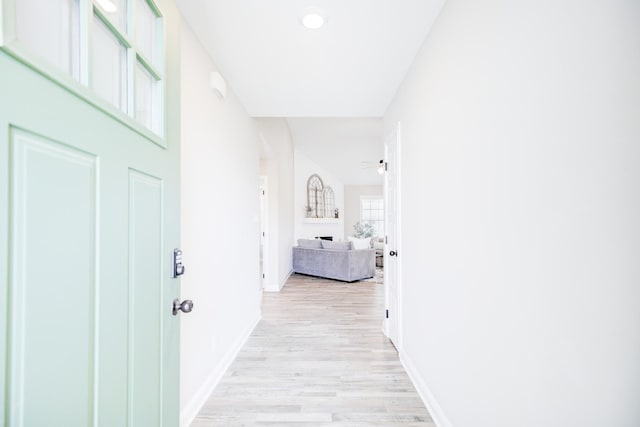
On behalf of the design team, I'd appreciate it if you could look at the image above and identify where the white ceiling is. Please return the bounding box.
[176,1,444,186]
[287,118,384,186]
[175,0,445,117]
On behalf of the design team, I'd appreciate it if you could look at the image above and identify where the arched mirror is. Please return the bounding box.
[306,174,324,218]
[323,186,335,218]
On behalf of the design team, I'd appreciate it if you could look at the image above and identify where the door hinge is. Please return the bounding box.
[262,231,265,237]
[386,309,389,319]
[262,273,265,279]
[384,162,388,171]
[385,235,388,244]
[262,190,265,195]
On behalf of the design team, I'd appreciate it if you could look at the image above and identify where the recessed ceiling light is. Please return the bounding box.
[302,12,325,30]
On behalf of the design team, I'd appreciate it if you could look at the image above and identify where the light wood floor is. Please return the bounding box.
[191,272,434,426]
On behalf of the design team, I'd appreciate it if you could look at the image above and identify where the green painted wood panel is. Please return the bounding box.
[129,170,163,427]
[9,130,97,427]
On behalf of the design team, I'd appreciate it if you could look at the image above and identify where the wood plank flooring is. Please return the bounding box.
[191,272,434,426]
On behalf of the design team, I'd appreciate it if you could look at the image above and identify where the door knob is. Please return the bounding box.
[172,299,194,316]
[389,250,398,257]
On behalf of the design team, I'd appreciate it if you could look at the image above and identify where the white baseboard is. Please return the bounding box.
[180,312,261,427]
[264,269,292,292]
[400,352,453,427]
[279,269,293,290]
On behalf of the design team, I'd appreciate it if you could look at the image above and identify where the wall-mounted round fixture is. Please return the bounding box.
[301,9,326,29]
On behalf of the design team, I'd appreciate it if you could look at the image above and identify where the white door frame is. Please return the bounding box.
[384,121,403,351]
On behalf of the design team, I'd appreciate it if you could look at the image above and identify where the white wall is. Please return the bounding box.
[257,118,295,291]
[179,21,262,426]
[385,1,640,427]
[294,149,345,241]
[344,185,383,238]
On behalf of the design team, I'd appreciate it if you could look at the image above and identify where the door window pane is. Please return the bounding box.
[135,0,160,66]
[16,0,80,78]
[91,15,128,113]
[135,62,161,134]
[94,0,127,32]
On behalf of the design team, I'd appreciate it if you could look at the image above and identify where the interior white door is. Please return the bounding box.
[384,122,401,349]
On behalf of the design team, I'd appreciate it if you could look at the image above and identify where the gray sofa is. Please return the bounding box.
[292,239,376,282]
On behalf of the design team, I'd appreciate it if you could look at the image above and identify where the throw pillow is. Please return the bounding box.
[348,236,371,250]
[321,240,353,250]
[298,238,323,249]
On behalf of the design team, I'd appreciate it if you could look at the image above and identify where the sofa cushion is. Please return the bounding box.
[320,240,352,250]
[348,236,371,250]
[298,238,323,249]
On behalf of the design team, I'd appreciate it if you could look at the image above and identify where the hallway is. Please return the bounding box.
[191,273,433,426]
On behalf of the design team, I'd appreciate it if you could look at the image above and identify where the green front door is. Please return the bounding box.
[0,2,182,425]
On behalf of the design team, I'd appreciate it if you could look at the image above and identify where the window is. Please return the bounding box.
[12,0,165,137]
[97,0,128,31]
[133,0,164,135]
[360,197,384,237]
[92,14,128,113]
[15,0,80,78]
[135,61,161,132]
[135,0,161,67]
